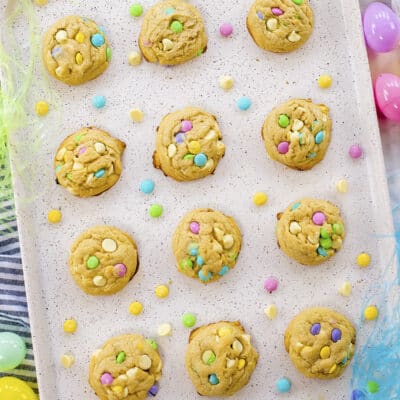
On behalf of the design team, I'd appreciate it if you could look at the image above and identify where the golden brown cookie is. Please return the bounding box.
[54,127,125,197]
[89,334,162,400]
[153,107,225,181]
[185,321,258,396]
[284,307,356,379]
[43,16,111,85]
[262,98,332,170]
[139,0,207,65]
[69,226,138,295]
[276,198,345,265]
[247,0,313,53]
[172,208,241,283]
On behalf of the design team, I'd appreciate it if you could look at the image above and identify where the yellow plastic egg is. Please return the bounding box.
[0,377,38,400]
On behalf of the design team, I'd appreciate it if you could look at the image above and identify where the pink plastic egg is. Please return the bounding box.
[363,2,400,53]
[374,73,400,122]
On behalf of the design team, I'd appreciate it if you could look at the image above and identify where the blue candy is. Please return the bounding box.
[307,152,317,158]
[196,256,204,266]
[276,377,291,393]
[190,248,198,256]
[315,131,325,144]
[317,246,328,257]
[194,153,208,167]
[91,33,105,47]
[92,95,106,109]
[237,96,252,111]
[291,202,301,211]
[218,266,229,276]
[140,179,155,194]
[198,270,211,282]
[55,165,62,172]
[208,374,219,385]
[95,168,106,178]
[165,7,176,15]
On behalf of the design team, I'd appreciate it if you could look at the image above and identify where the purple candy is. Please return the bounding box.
[181,120,193,132]
[349,144,363,159]
[175,132,186,143]
[114,263,127,277]
[271,7,284,16]
[100,372,113,385]
[312,212,326,226]
[78,146,87,156]
[256,11,264,20]
[264,277,278,293]
[148,383,159,396]
[331,328,342,342]
[310,323,321,335]
[51,46,62,58]
[189,221,200,234]
[277,141,289,154]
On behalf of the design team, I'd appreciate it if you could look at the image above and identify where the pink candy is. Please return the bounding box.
[271,7,284,16]
[78,147,87,156]
[277,142,289,154]
[264,277,279,293]
[349,144,363,159]
[219,23,233,37]
[100,373,114,385]
[181,120,193,132]
[114,263,127,277]
[189,221,200,234]
[312,212,326,226]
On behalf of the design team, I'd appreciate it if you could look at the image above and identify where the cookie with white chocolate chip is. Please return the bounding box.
[54,127,125,197]
[89,334,162,400]
[276,198,345,266]
[69,226,138,295]
[284,307,356,379]
[247,0,313,53]
[185,321,259,396]
[153,107,225,181]
[43,15,111,85]
[139,0,207,65]
[172,208,241,283]
[262,98,332,170]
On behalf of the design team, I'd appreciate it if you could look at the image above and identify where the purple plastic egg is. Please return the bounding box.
[363,2,400,53]
[375,73,400,121]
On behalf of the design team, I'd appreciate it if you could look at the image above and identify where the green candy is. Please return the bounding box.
[146,339,158,350]
[149,204,163,218]
[319,237,332,250]
[106,47,112,61]
[367,381,379,394]
[182,312,196,328]
[196,49,203,57]
[292,0,304,4]
[129,3,143,17]
[183,154,195,160]
[332,223,344,235]
[202,350,216,365]
[86,256,99,269]
[66,173,73,181]
[116,351,126,364]
[278,114,290,128]
[74,134,84,143]
[170,20,183,33]
[320,228,330,239]
[180,258,193,270]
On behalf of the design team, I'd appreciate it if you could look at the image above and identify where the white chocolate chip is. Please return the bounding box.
[55,30,68,43]
[126,367,139,378]
[118,374,128,383]
[219,75,234,91]
[213,241,223,253]
[336,179,348,193]
[339,281,352,297]
[162,38,173,51]
[108,164,114,176]
[307,234,319,244]
[264,304,278,320]
[222,234,234,249]
[232,339,243,353]
[93,275,106,287]
[56,147,66,161]
[290,132,300,143]
[94,142,106,154]
[205,130,217,140]
[157,323,172,336]
[91,349,102,358]
[124,387,129,397]
[205,159,214,170]
[168,144,177,158]
[241,334,251,344]
[86,173,94,184]
[128,51,142,66]
[266,18,278,31]
[55,66,64,76]
[226,358,235,368]
[213,227,224,241]
[289,221,301,234]
[102,238,117,252]
[288,31,301,42]
[138,354,152,370]
[72,162,84,170]
[60,354,75,368]
[292,119,304,131]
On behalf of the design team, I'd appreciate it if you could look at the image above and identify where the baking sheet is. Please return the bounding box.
[3,0,396,399]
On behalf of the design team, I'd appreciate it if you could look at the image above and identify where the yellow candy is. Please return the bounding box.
[318,74,332,89]
[188,141,201,154]
[63,319,77,333]
[264,304,277,320]
[0,377,38,400]
[155,285,169,298]
[320,346,331,359]
[238,359,246,370]
[48,209,62,224]
[111,385,123,394]
[217,327,232,337]
[357,253,371,268]
[128,51,142,66]
[253,192,268,206]
[339,281,352,297]
[75,52,83,65]
[129,301,143,315]
[364,305,378,321]
[336,179,348,193]
[61,354,75,368]
[35,100,49,116]
[34,0,48,5]
[219,75,234,91]
[130,108,144,122]
[329,364,337,374]
[75,32,85,43]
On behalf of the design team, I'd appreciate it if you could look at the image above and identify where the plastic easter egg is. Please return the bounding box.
[0,377,38,400]
[0,332,26,371]
[375,73,400,121]
[363,2,400,52]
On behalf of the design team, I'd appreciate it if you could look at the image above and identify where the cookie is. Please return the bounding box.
[139,0,207,65]
[43,16,111,85]
[247,0,313,53]
[69,226,138,295]
[89,334,162,400]
[276,198,345,266]
[153,107,225,181]
[185,321,258,396]
[54,127,125,197]
[262,99,332,170]
[172,209,241,283]
[284,307,356,379]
